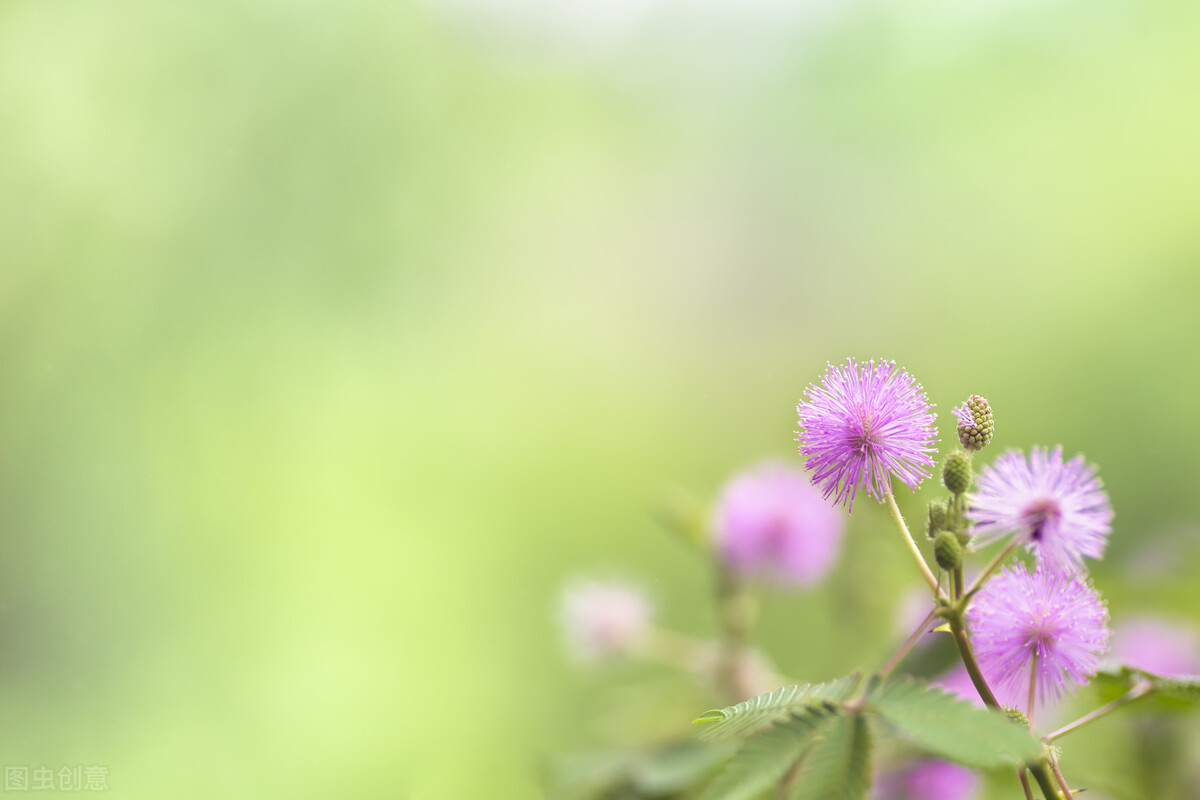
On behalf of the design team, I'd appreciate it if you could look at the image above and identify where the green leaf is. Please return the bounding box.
[789,712,872,800]
[544,741,737,800]
[695,674,863,741]
[698,707,837,800]
[868,677,1041,768]
[1155,676,1200,704]
[1094,666,1200,708]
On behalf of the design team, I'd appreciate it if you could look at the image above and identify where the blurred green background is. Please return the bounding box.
[4,0,1200,797]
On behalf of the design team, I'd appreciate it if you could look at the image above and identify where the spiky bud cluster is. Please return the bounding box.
[956,395,994,451]
[926,499,948,540]
[943,452,973,495]
[1002,706,1030,727]
[933,530,964,571]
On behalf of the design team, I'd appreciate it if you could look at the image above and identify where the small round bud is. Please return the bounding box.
[1002,706,1030,727]
[955,395,994,451]
[942,452,973,495]
[933,530,964,571]
[926,499,948,540]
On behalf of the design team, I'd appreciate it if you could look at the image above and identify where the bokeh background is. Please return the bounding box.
[4,0,1200,797]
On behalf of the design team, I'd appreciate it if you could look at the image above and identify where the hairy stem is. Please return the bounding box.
[949,614,1001,708]
[1044,682,1153,742]
[884,492,943,596]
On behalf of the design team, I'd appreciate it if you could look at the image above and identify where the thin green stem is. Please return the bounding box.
[964,538,1020,599]
[716,566,755,702]
[881,607,939,678]
[884,492,943,597]
[1029,763,1063,799]
[1050,760,1074,799]
[948,615,1000,708]
[1027,652,1039,726]
[1017,769,1035,800]
[1044,683,1153,742]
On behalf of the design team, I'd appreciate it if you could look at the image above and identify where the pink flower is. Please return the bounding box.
[715,463,844,586]
[874,760,980,800]
[968,447,1112,574]
[560,579,652,660]
[1110,617,1200,678]
[796,359,937,513]
[967,564,1109,709]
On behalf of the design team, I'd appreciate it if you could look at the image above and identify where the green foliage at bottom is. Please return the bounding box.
[788,712,871,800]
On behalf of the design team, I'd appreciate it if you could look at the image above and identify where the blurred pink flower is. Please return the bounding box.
[1110,617,1200,677]
[560,579,652,660]
[714,462,844,586]
[874,760,980,800]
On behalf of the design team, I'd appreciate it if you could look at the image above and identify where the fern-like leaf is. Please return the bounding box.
[695,673,863,741]
[789,711,872,800]
[868,677,1041,768]
[698,707,837,800]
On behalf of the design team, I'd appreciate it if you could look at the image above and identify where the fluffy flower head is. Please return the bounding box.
[714,463,844,586]
[560,579,652,661]
[966,563,1109,709]
[968,447,1112,574]
[796,358,938,512]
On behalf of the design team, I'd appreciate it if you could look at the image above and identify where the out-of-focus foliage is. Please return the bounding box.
[4,0,1200,797]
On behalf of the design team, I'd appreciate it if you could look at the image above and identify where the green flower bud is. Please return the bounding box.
[933,529,964,571]
[1002,706,1030,727]
[926,498,948,540]
[956,394,994,451]
[943,451,973,495]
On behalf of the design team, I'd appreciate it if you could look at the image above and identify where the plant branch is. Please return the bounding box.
[881,607,940,678]
[1029,762,1063,799]
[1017,769,1035,800]
[884,492,943,597]
[964,538,1020,599]
[1050,759,1074,799]
[948,614,1001,708]
[1044,682,1154,742]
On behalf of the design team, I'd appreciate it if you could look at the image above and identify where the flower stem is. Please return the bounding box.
[948,613,1001,708]
[1029,763,1063,799]
[1050,760,1074,799]
[964,538,1020,599]
[1017,769,1035,800]
[1044,682,1153,742]
[881,607,939,678]
[884,492,943,597]
[1027,652,1039,726]
[716,565,756,702]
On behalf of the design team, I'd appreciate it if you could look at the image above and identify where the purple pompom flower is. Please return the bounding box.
[967,564,1109,710]
[874,760,980,800]
[714,463,845,586]
[796,358,938,513]
[968,447,1112,574]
